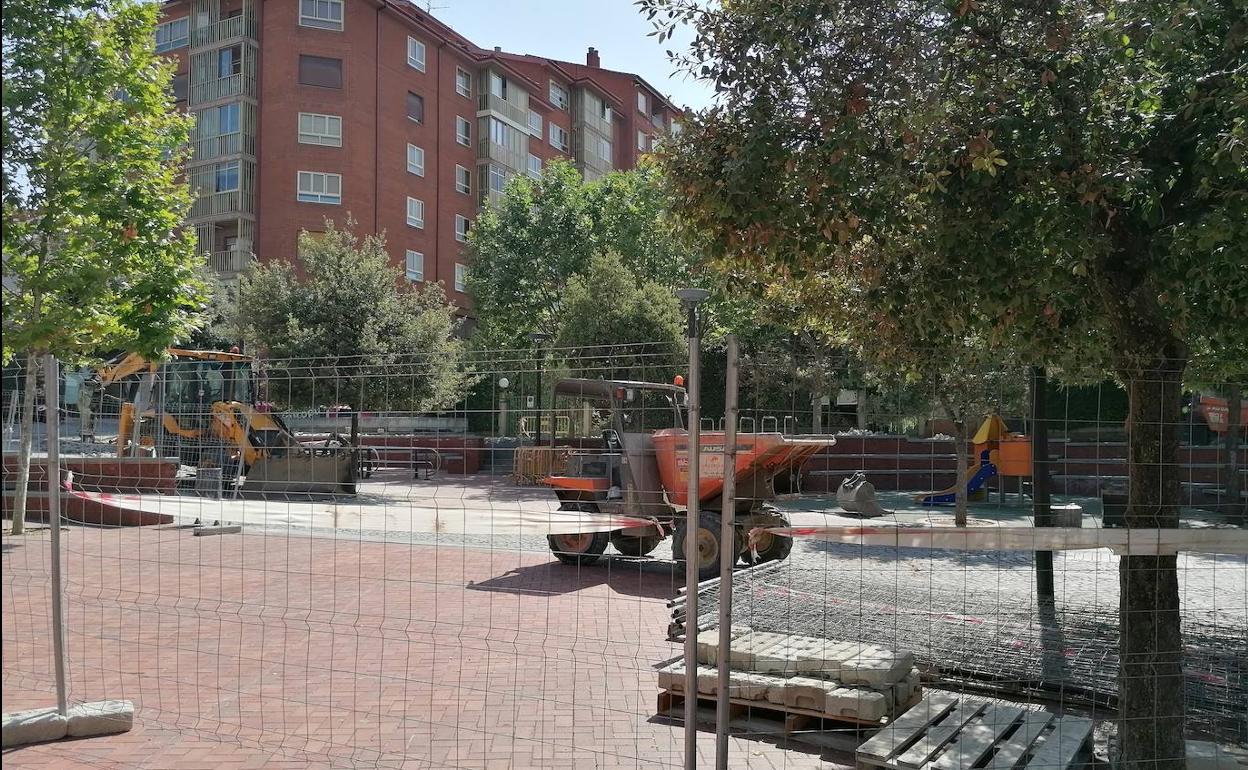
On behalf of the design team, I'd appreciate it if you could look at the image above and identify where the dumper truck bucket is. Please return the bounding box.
[245,449,357,495]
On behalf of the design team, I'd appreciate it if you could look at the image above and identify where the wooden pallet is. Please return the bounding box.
[856,694,1093,770]
[657,688,923,736]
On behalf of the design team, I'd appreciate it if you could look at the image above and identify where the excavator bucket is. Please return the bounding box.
[245,449,357,495]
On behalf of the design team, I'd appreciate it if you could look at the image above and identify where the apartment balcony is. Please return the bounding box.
[477,93,529,129]
[477,139,525,175]
[576,111,612,139]
[191,14,258,48]
[190,189,255,219]
[208,247,254,275]
[190,74,256,105]
[190,130,256,163]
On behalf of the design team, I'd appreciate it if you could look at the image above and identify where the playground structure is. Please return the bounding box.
[915,415,1033,506]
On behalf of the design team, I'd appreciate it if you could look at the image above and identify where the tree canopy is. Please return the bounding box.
[643,0,1246,764]
[236,221,473,412]
[465,159,691,349]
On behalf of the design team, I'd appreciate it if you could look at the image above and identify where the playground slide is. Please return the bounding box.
[916,453,998,506]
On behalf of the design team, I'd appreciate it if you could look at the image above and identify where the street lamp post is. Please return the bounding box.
[527,332,551,447]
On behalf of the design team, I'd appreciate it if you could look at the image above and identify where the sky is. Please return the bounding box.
[426,0,713,111]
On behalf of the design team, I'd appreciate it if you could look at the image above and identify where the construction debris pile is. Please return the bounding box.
[657,626,921,724]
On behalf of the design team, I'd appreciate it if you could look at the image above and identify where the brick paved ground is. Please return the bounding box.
[3,525,849,769]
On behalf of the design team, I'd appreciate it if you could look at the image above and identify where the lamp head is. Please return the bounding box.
[675,288,711,306]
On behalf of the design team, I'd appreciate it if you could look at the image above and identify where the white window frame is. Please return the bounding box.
[407,37,426,72]
[526,153,542,179]
[406,197,425,228]
[155,18,189,53]
[406,143,425,176]
[549,81,568,110]
[405,250,425,282]
[527,110,542,136]
[299,0,343,31]
[455,67,472,98]
[297,171,341,204]
[454,262,468,293]
[214,161,240,193]
[455,165,471,195]
[455,116,471,146]
[549,123,568,152]
[455,214,470,243]
[487,164,506,194]
[637,91,648,114]
[598,137,612,163]
[298,112,342,146]
[637,130,648,152]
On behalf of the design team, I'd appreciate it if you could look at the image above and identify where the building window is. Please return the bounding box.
[637,92,648,114]
[216,103,240,134]
[455,116,471,146]
[155,18,189,53]
[218,45,242,78]
[527,110,542,136]
[299,0,343,30]
[456,67,472,98]
[171,73,188,102]
[597,137,612,163]
[407,197,424,228]
[455,214,470,242]
[454,263,467,293]
[406,91,424,123]
[297,171,341,204]
[407,37,426,71]
[405,250,424,282]
[214,161,240,193]
[637,130,647,151]
[407,143,425,176]
[489,73,508,99]
[526,153,542,179]
[549,81,568,110]
[487,164,506,194]
[298,112,342,146]
[489,117,516,148]
[455,165,471,195]
[549,123,569,152]
[670,120,683,137]
[299,55,342,88]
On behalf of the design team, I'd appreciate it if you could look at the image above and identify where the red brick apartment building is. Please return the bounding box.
[157,0,682,307]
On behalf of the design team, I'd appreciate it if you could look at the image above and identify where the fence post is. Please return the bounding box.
[1032,366,1054,601]
[715,335,739,770]
[44,354,69,716]
[677,288,709,770]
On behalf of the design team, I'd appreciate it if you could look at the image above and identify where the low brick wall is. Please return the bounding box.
[2,454,178,494]
[2,491,173,526]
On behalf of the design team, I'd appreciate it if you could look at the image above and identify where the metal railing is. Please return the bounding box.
[207,248,254,274]
[477,92,529,130]
[190,131,255,162]
[190,74,256,105]
[477,139,525,176]
[190,189,254,219]
[191,14,258,48]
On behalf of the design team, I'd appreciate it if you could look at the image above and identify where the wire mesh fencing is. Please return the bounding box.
[1,343,1245,769]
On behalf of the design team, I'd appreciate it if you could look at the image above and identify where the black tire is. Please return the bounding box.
[739,512,793,566]
[610,529,663,557]
[548,502,610,566]
[673,511,732,582]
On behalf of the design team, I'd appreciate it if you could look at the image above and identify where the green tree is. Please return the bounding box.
[2,0,204,535]
[466,160,691,349]
[644,0,1247,763]
[554,251,685,379]
[237,220,473,412]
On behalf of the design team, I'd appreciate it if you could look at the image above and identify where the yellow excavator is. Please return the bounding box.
[99,348,360,495]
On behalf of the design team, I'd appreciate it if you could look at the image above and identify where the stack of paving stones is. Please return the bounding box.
[656,626,921,723]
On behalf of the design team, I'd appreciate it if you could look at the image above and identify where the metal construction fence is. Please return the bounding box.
[1,339,1245,769]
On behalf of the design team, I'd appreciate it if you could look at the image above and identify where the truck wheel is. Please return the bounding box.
[548,503,609,566]
[673,511,730,582]
[610,530,663,557]
[739,512,793,565]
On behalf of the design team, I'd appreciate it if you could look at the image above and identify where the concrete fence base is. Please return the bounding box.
[1,700,134,748]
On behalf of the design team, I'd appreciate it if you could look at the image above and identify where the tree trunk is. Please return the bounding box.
[10,354,39,535]
[1119,363,1186,770]
[954,419,968,527]
[1224,383,1243,522]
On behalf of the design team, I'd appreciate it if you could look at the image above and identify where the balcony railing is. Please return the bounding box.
[191,14,258,48]
[477,93,529,130]
[190,131,255,162]
[190,189,254,219]
[208,248,254,275]
[190,74,256,105]
[578,111,612,139]
[477,139,525,175]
